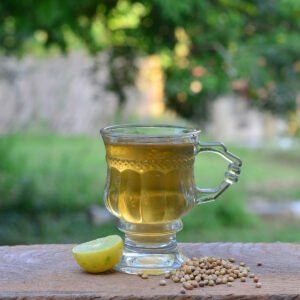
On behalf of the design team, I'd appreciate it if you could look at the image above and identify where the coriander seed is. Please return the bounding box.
[208,280,215,286]
[191,280,198,288]
[159,280,167,286]
[183,282,193,290]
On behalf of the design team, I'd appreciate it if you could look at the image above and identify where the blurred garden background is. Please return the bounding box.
[0,0,300,245]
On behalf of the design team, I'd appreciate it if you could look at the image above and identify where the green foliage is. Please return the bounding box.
[0,134,106,212]
[1,134,300,244]
[0,134,109,244]
[1,0,300,119]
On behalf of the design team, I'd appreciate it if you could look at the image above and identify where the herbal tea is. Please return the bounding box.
[101,125,241,274]
[105,143,196,224]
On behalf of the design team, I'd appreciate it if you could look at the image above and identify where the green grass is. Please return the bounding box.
[2,134,106,210]
[1,134,300,245]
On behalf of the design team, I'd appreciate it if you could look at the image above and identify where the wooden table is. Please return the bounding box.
[0,243,300,299]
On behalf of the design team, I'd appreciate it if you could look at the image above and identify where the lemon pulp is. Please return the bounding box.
[72,235,123,273]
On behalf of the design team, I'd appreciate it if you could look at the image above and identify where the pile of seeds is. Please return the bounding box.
[139,256,263,292]
[168,257,262,290]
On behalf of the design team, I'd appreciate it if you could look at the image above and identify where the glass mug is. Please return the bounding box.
[100,125,242,274]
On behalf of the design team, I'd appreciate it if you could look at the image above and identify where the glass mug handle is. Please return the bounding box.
[195,141,242,203]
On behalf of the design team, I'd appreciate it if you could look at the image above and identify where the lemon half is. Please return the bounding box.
[72,235,123,273]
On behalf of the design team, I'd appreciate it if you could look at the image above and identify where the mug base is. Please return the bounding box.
[115,246,187,275]
[116,220,186,274]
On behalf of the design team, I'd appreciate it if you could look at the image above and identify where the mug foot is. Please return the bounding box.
[116,220,186,274]
[115,246,186,275]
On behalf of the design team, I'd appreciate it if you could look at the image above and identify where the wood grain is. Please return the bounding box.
[0,243,300,299]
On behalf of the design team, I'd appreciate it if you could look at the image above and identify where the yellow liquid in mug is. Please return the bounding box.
[105,143,196,224]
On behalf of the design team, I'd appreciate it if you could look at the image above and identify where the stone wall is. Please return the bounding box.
[0,52,287,143]
[0,52,144,135]
[207,95,287,144]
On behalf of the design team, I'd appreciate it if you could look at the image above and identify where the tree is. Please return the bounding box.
[1,0,300,121]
